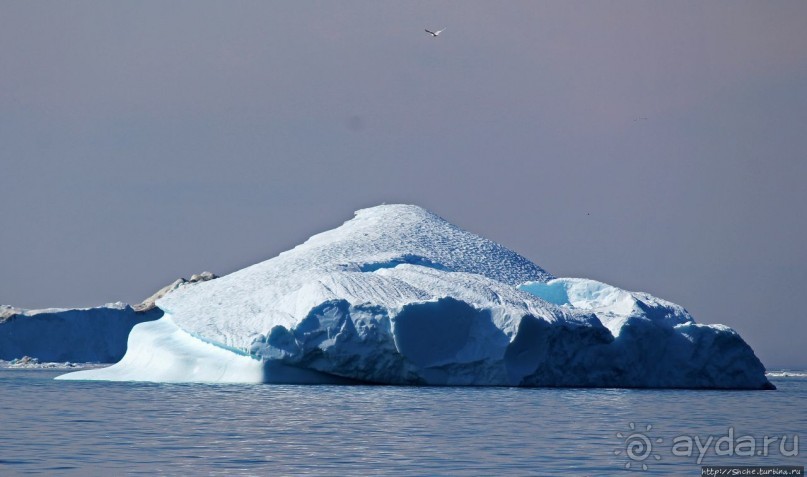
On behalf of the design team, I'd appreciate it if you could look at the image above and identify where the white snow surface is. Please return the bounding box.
[158,204,553,351]
[62,204,772,389]
[518,278,693,337]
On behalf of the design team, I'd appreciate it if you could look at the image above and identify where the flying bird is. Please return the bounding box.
[425,28,445,37]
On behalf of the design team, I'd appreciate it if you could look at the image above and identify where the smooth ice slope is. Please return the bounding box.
[61,205,773,389]
[59,316,263,382]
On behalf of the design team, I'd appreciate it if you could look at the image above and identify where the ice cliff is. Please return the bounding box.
[59,205,773,389]
[1,273,216,363]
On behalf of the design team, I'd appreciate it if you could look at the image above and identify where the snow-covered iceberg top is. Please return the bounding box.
[60,205,773,389]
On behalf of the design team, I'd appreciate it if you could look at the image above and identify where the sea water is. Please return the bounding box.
[0,369,803,476]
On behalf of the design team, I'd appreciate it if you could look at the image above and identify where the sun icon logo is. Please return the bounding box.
[614,422,663,471]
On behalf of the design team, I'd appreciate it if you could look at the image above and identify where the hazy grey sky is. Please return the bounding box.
[1,1,805,367]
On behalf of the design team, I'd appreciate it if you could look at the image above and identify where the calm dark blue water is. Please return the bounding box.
[0,369,803,476]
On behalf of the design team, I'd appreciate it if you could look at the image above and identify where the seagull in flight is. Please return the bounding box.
[425,28,445,37]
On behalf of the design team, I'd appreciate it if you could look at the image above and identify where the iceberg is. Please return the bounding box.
[0,303,162,363]
[59,205,773,389]
[1,273,216,363]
